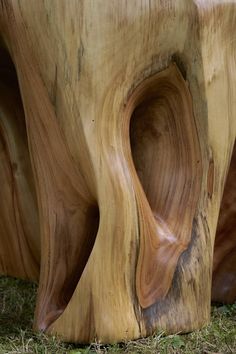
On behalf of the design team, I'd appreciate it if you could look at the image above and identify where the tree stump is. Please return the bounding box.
[0,0,235,344]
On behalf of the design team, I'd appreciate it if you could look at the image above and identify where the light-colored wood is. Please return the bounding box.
[0,0,235,344]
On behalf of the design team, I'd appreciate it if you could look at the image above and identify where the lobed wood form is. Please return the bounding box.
[0,0,235,344]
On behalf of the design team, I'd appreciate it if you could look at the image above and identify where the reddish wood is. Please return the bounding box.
[212,143,236,304]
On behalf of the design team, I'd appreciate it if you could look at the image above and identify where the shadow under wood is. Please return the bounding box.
[0,44,40,280]
[212,142,236,304]
[0,276,37,337]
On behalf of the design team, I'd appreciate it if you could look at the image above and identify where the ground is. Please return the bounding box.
[0,276,235,354]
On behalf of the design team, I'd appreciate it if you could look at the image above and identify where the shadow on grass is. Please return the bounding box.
[0,276,37,337]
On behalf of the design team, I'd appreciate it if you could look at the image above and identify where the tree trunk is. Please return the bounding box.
[0,0,235,344]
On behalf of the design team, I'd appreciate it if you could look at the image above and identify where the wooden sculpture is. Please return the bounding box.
[0,0,235,344]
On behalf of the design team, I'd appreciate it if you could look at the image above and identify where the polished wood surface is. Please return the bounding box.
[0,0,235,344]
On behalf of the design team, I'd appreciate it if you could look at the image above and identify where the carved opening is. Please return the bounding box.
[0,43,40,280]
[129,63,202,308]
[212,142,236,304]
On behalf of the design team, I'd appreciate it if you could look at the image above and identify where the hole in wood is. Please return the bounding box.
[0,43,40,280]
[212,142,236,304]
[129,63,202,308]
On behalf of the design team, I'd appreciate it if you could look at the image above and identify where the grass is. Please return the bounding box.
[0,276,235,354]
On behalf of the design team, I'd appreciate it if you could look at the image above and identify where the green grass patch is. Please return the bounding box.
[0,276,235,353]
